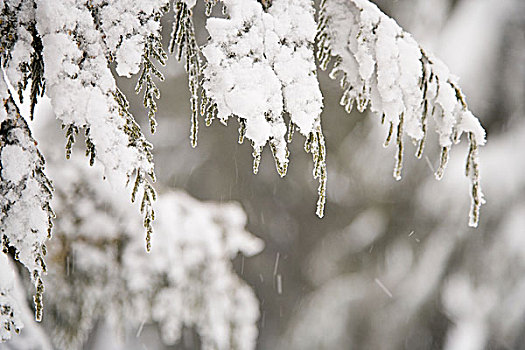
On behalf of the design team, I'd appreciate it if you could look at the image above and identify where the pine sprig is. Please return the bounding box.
[0,3,19,66]
[131,169,156,252]
[114,88,155,165]
[170,1,202,148]
[84,128,96,166]
[114,88,156,251]
[135,34,167,134]
[28,22,45,120]
[63,124,79,160]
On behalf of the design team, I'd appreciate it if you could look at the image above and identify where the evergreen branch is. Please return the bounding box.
[0,94,54,323]
[170,1,202,148]
[135,35,166,134]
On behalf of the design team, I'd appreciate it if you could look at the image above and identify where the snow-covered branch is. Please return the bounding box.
[35,0,159,249]
[317,0,486,226]
[196,0,327,216]
[0,92,53,323]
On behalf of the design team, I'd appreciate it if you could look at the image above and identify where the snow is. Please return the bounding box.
[202,0,323,165]
[115,35,144,77]
[35,0,160,182]
[96,0,169,77]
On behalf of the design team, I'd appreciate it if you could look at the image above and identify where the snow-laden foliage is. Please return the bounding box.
[0,0,486,241]
[0,93,53,324]
[35,0,162,251]
[198,0,327,216]
[317,0,486,226]
[43,156,262,350]
[0,0,487,344]
[0,251,23,342]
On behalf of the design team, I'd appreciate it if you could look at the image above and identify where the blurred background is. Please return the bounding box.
[6,0,525,349]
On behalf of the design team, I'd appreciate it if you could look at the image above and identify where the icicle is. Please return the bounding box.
[416,60,429,158]
[356,82,370,113]
[219,115,228,126]
[328,57,342,79]
[304,132,314,153]
[416,99,428,159]
[340,88,350,108]
[205,0,218,16]
[205,103,217,126]
[34,277,44,322]
[190,107,198,148]
[200,90,209,117]
[340,74,349,90]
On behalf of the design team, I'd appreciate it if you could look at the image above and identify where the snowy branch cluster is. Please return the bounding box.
[31,154,262,350]
[198,0,327,216]
[317,0,486,226]
[0,0,486,346]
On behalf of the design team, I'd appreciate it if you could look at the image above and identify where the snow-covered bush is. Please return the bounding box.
[0,0,486,347]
